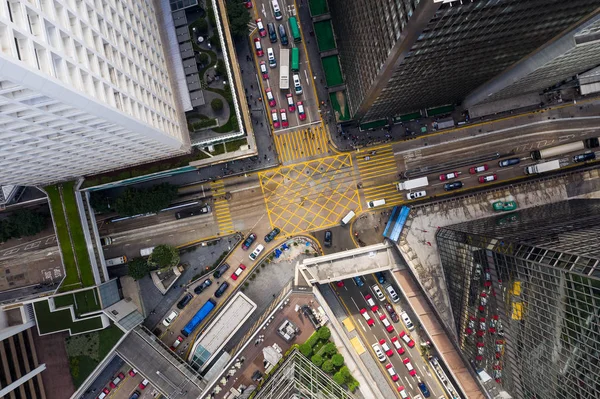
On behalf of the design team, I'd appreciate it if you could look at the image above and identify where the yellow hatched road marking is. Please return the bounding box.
[274,126,330,163]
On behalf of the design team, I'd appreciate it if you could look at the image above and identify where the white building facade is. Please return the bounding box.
[0,0,190,186]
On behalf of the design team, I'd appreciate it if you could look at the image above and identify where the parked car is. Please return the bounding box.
[259,61,268,79]
[129,391,141,399]
[498,158,520,167]
[444,181,463,191]
[469,164,489,174]
[493,201,518,212]
[177,293,193,309]
[139,379,150,389]
[323,230,332,247]
[264,227,281,242]
[242,233,257,250]
[439,171,460,181]
[256,18,266,37]
[128,368,137,377]
[280,109,289,128]
[253,37,264,56]
[162,310,179,327]
[286,94,295,112]
[231,264,247,280]
[109,372,125,389]
[213,263,230,278]
[214,282,229,298]
[243,0,252,9]
[384,302,399,323]
[249,244,264,261]
[170,335,183,350]
[360,308,374,326]
[297,101,306,121]
[479,174,497,183]
[194,278,212,294]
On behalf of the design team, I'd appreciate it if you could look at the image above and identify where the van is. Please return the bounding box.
[293,74,302,95]
[249,244,264,261]
[271,0,282,20]
[267,48,276,67]
[162,310,179,327]
[267,23,277,43]
[367,199,386,208]
[341,210,355,225]
[400,311,414,330]
[213,263,230,278]
[140,247,155,257]
[498,158,520,167]
[573,152,596,162]
[386,285,399,303]
[106,256,127,266]
[371,285,385,301]
[278,24,288,45]
[215,281,229,298]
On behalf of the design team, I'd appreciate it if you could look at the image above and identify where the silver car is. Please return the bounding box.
[406,190,426,200]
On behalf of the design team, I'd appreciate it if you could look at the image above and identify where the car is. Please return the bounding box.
[175,205,210,219]
[383,302,399,323]
[573,152,596,162]
[213,263,230,278]
[360,308,374,326]
[242,233,257,250]
[364,294,379,312]
[249,244,264,260]
[379,339,393,357]
[379,314,394,332]
[162,310,179,327]
[390,336,405,354]
[371,284,385,301]
[385,285,399,303]
[418,381,431,397]
[265,88,276,107]
[109,372,125,388]
[170,335,183,350]
[469,164,489,174]
[353,276,364,287]
[439,171,460,181]
[194,278,212,294]
[278,24,288,45]
[493,200,518,211]
[406,190,426,200]
[177,293,193,309]
[264,227,280,242]
[128,368,137,377]
[271,109,280,128]
[267,22,277,43]
[323,230,332,247]
[499,158,520,167]
[231,264,247,280]
[399,330,415,347]
[259,61,268,79]
[129,391,141,399]
[400,311,415,330]
[253,37,264,57]
[139,379,149,390]
[297,101,306,120]
[280,109,289,128]
[243,0,252,9]
[214,281,229,298]
[479,174,497,183]
[286,94,295,112]
[256,18,266,37]
[98,392,108,399]
[335,281,344,287]
[371,343,386,362]
[375,272,386,284]
[403,357,417,376]
[385,363,399,381]
[444,181,463,191]
[102,387,111,394]
[267,47,276,67]
[100,236,112,246]
[398,385,410,399]
[293,73,302,95]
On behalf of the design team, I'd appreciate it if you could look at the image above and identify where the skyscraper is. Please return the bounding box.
[328,0,600,122]
[436,199,600,399]
[0,0,191,186]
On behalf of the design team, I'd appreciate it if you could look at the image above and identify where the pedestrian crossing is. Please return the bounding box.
[361,182,405,206]
[273,125,330,164]
[355,145,398,182]
[210,181,235,235]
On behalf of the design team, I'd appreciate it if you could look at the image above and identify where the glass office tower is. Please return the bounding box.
[436,199,600,399]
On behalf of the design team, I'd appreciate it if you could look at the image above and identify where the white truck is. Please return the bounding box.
[279,48,290,90]
[140,247,155,257]
[397,176,429,191]
[524,159,561,174]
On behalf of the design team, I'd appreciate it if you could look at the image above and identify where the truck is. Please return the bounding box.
[140,247,155,257]
[279,48,289,90]
[524,159,561,174]
[397,176,429,191]
[530,141,584,160]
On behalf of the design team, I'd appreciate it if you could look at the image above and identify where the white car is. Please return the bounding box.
[386,285,399,303]
[162,310,179,327]
[371,284,385,301]
[249,244,264,260]
[406,190,426,200]
[371,343,386,362]
[400,311,415,330]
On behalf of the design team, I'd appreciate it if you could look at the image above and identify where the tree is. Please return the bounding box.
[196,18,208,34]
[89,191,111,213]
[331,353,344,368]
[215,59,226,77]
[332,372,345,386]
[206,2,216,27]
[211,98,224,111]
[114,183,178,216]
[128,257,150,280]
[339,366,352,382]
[311,354,323,367]
[321,360,334,374]
[299,343,312,357]
[323,343,337,357]
[226,1,251,37]
[198,52,210,65]
[9,209,47,238]
[317,326,331,341]
[209,33,220,50]
[148,244,179,269]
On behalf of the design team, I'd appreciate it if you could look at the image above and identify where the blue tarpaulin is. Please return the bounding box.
[275,249,282,258]
[383,206,410,243]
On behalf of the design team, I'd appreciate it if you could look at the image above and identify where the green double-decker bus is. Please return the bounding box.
[291,47,299,72]
[288,17,301,43]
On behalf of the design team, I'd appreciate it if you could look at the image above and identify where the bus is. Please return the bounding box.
[288,17,301,43]
[279,48,290,90]
[181,299,216,337]
[530,141,585,160]
[291,47,299,72]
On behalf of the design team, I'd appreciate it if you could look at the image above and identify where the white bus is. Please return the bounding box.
[279,48,290,90]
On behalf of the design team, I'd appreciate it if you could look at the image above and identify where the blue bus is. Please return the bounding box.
[181,299,216,337]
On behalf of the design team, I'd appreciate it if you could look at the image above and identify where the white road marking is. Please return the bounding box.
[229,184,261,193]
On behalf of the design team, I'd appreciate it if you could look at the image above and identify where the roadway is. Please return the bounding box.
[332,270,444,398]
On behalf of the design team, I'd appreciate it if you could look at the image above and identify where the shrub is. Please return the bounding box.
[331,354,344,367]
[339,366,352,381]
[211,98,224,111]
[244,282,249,287]
[317,326,331,341]
[299,343,312,357]
[323,343,337,357]
[311,354,323,367]
[306,334,319,348]
[209,33,220,50]
[321,360,334,374]
[148,244,180,269]
[128,257,150,280]
[332,372,345,385]
[215,59,226,77]
[348,378,360,392]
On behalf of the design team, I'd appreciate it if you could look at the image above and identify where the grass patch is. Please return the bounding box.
[34,300,103,335]
[308,0,328,15]
[197,50,218,85]
[45,185,81,290]
[225,138,247,152]
[54,288,101,316]
[314,20,336,52]
[61,182,95,287]
[321,55,344,87]
[205,86,239,133]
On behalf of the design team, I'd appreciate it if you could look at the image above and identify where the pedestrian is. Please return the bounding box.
[250,84,253,89]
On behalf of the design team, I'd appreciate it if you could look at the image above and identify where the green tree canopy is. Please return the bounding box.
[114,183,178,216]
[199,52,210,65]
[331,353,344,367]
[226,1,251,37]
[317,326,331,341]
[321,360,334,374]
[211,98,224,111]
[332,372,345,386]
[215,59,226,77]
[209,33,220,50]
[339,366,352,381]
[299,343,312,357]
[89,191,111,213]
[128,257,150,280]
[311,354,323,367]
[148,244,179,269]
[0,210,47,242]
[323,342,337,357]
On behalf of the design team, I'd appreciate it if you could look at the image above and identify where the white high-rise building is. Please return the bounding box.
[0,0,191,186]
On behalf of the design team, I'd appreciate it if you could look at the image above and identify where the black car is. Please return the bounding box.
[267,23,277,43]
[384,302,399,323]
[444,181,463,191]
[498,158,520,167]
[278,24,288,45]
[193,278,212,294]
[323,230,332,247]
[242,233,257,250]
[213,263,230,278]
[214,281,229,298]
[177,293,193,309]
[175,205,210,219]
[572,152,595,162]
[264,227,281,243]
